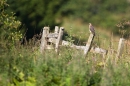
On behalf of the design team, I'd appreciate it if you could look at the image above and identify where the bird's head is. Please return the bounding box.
[89,23,92,26]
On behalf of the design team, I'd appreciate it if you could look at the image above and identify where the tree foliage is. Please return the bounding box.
[63,0,129,25]
[7,0,69,38]
[62,0,130,35]
[7,0,130,37]
[0,0,22,47]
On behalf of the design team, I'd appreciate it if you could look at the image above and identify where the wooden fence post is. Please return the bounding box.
[55,26,59,33]
[40,27,49,53]
[55,27,64,53]
[84,33,95,56]
[117,38,125,57]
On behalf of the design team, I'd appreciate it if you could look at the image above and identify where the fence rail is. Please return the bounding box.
[40,26,126,57]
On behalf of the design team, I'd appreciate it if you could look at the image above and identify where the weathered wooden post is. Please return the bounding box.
[40,27,49,53]
[55,26,59,33]
[117,38,125,57]
[55,27,64,53]
[84,33,95,56]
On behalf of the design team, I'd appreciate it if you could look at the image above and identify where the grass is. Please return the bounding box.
[62,18,122,50]
[0,20,130,86]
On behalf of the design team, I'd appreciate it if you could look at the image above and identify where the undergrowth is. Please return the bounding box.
[0,33,130,86]
[1,0,130,86]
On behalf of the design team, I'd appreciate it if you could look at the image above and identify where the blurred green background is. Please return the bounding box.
[7,0,130,38]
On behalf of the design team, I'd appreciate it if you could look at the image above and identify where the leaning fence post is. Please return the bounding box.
[84,33,95,56]
[40,27,49,53]
[55,27,64,53]
[117,38,125,57]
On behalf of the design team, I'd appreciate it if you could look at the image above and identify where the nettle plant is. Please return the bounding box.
[0,0,22,47]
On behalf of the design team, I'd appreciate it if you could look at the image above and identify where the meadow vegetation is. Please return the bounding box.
[0,33,130,86]
[0,0,130,86]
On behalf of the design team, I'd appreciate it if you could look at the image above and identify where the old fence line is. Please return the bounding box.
[40,26,125,57]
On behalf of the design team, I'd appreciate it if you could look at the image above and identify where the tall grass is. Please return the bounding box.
[0,28,130,86]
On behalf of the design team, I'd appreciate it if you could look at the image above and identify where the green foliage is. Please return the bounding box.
[1,39,130,86]
[101,58,130,86]
[0,31,130,86]
[6,0,130,36]
[62,0,130,33]
[64,0,129,21]
[116,20,130,38]
[7,0,69,38]
[1,0,130,86]
[0,0,22,49]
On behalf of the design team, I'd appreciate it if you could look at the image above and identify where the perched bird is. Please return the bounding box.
[89,23,95,35]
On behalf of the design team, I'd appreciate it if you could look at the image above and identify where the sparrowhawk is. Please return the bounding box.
[89,23,95,35]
